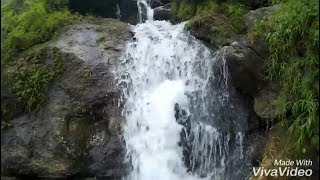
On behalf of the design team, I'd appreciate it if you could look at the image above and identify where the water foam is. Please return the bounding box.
[116,1,245,180]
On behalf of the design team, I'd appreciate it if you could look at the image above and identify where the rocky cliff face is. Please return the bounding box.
[1,18,132,179]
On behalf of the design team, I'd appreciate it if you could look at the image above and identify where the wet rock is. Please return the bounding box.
[119,0,139,24]
[154,5,172,21]
[246,134,267,167]
[174,103,192,170]
[222,40,266,97]
[254,83,281,119]
[1,18,132,178]
[151,0,172,8]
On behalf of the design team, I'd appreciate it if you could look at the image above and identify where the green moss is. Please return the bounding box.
[29,158,72,175]
[59,107,92,147]
[187,1,245,47]
[97,36,106,43]
[7,47,66,111]
[186,1,248,44]
[254,85,281,119]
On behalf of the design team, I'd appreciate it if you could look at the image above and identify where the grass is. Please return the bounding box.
[253,0,319,151]
[222,3,248,32]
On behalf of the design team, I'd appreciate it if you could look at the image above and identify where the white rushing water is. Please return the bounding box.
[116,4,121,20]
[116,1,245,180]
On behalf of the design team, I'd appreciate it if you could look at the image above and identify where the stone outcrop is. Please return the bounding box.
[151,0,172,8]
[253,83,281,119]
[154,4,172,21]
[1,18,132,178]
[221,39,267,97]
[244,5,281,32]
[188,14,237,49]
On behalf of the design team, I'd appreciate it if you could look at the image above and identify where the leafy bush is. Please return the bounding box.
[255,0,319,150]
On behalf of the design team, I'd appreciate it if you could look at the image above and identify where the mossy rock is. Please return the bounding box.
[254,83,281,119]
[252,123,319,179]
[6,46,66,111]
[188,13,237,48]
[1,18,129,178]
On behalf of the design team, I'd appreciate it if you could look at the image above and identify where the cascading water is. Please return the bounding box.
[116,1,249,180]
[116,4,121,20]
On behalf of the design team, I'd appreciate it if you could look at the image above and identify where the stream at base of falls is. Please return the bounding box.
[116,1,253,180]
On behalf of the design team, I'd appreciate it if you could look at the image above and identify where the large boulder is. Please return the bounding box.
[1,18,132,178]
[188,14,237,49]
[222,40,266,97]
[244,5,281,32]
[154,4,172,21]
[253,83,281,119]
[244,5,281,60]
[150,0,172,8]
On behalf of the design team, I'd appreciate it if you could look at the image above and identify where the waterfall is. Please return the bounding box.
[116,1,247,180]
[137,0,154,23]
[116,4,121,20]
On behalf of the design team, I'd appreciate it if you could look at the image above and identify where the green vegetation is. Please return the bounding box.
[1,0,78,65]
[172,0,269,22]
[8,47,65,110]
[253,0,319,151]
[222,3,248,32]
[172,0,250,37]
[172,0,198,21]
[181,1,249,47]
[1,0,79,115]
[190,1,248,33]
